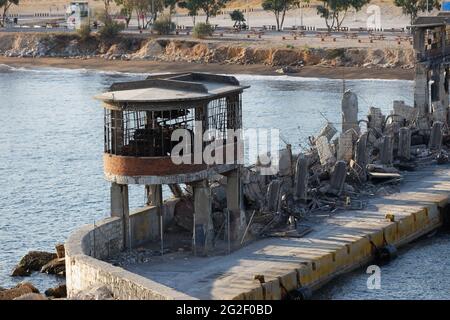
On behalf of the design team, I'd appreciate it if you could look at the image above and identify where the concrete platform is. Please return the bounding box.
[122,165,450,300]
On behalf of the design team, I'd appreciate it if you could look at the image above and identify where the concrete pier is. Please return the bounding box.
[94,165,448,299]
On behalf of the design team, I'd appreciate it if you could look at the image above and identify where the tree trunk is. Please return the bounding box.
[135,9,141,29]
[275,12,280,31]
[280,9,287,31]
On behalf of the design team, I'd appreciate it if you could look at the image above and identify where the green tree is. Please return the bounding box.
[178,0,201,24]
[0,0,19,27]
[262,0,298,31]
[198,0,229,23]
[115,0,134,28]
[317,0,370,31]
[230,9,245,28]
[394,0,441,24]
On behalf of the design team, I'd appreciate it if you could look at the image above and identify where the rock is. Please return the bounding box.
[11,266,31,277]
[15,251,57,273]
[0,282,39,300]
[71,285,114,300]
[41,258,65,275]
[45,284,67,298]
[275,66,298,74]
[55,243,65,259]
[14,293,48,300]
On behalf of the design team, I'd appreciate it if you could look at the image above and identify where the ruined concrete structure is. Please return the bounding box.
[413,13,450,123]
[95,73,249,255]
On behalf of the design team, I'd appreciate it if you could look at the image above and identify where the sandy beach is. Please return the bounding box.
[0,56,414,80]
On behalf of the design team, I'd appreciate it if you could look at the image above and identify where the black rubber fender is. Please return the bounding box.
[376,244,398,263]
[290,287,313,300]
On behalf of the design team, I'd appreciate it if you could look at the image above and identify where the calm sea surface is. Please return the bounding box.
[1,64,449,298]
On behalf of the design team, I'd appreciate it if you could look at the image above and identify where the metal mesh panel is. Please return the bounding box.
[104,93,242,158]
[105,108,195,157]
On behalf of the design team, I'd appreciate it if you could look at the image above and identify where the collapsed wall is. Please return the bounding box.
[0,33,415,69]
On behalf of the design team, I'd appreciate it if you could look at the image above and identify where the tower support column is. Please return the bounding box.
[192,180,213,255]
[225,168,246,242]
[111,182,130,250]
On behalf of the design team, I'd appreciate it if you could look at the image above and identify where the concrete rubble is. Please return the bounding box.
[208,90,450,243]
[101,89,450,261]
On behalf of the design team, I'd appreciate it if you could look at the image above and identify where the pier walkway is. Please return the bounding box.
[121,164,450,299]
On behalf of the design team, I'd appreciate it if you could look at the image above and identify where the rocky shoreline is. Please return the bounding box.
[0,33,416,72]
[0,244,67,300]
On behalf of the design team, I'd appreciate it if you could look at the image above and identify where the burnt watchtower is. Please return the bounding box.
[412,12,450,125]
[96,73,249,254]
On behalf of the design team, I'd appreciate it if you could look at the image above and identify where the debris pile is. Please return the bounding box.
[237,90,450,241]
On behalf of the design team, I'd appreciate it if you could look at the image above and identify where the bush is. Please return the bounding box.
[193,23,213,39]
[98,20,125,39]
[152,15,175,35]
[77,24,91,41]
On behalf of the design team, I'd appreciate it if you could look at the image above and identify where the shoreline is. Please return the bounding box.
[0,57,414,80]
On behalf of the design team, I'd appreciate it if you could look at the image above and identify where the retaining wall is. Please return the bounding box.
[65,199,192,299]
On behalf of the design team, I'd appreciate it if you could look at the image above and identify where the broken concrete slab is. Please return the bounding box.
[316,136,336,167]
[329,161,347,196]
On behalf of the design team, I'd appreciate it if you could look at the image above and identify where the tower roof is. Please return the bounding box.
[95,73,248,109]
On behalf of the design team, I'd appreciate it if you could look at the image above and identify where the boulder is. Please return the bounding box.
[71,285,114,300]
[14,293,48,300]
[0,282,39,300]
[45,284,67,298]
[55,243,65,259]
[11,265,31,277]
[13,251,57,274]
[41,258,65,275]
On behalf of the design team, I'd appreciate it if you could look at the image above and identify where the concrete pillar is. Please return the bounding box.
[225,169,245,242]
[439,65,449,111]
[355,132,368,181]
[380,135,393,166]
[111,183,130,250]
[168,184,183,198]
[414,63,429,117]
[266,179,282,212]
[337,129,355,162]
[341,90,359,133]
[294,155,309,202]
[368,107,385,132]
[329,161,347,196]
[429,121,443,151]
[192,180,213,255]
[398,127,411,160]
[146,184,162,206]
[111,110,124,154]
